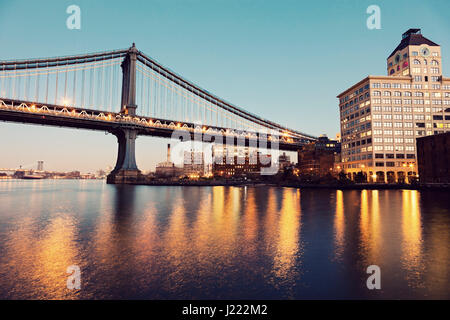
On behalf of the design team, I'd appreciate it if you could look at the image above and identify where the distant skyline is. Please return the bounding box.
[1,0,449,172]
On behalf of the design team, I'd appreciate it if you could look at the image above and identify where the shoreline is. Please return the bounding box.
[122,180,450,190]
[2,178,449,190]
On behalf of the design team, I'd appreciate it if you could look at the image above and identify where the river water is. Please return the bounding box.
[0,180,448,299]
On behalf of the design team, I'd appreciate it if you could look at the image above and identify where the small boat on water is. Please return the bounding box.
[22,174,45,180]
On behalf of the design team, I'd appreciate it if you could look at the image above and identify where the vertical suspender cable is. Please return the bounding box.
[81,59,86,107]
[99,61,103,109]
[55,62,59,105]
[109,55,113,112]
[12,64,16,100]
[72,65,77,106]
[140,69,144,116]
[64,64,68,103]
[45,62,49,104]
[24,63,29,101]
[35,68,40,102]
[0,65,3,97]
[147,69,151,117]
[90,60,95,108]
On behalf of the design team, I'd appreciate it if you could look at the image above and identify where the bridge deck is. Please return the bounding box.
[0,99,306,151]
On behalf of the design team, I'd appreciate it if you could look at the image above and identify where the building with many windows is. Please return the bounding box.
[183,150,205,177]
[337,29,450,183]
[212,145,270,177]
[297,135,341,176]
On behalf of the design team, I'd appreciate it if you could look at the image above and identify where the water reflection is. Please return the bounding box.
[0,181,448,299]
[401,190,424,288]
[272,189,301,289]
[334,190,345,261]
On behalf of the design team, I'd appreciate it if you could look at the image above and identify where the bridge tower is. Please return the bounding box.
[107,43,144,184]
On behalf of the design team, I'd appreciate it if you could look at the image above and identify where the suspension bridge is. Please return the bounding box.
[0,44,317,183]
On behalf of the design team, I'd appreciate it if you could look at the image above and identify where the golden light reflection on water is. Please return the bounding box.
[1,181,449,299]
[334,190,345,261]
[272,189,301,284]
[5,214,81,299]
[358,190,382,264]
[242,188,258,254]
[401,190,424,287]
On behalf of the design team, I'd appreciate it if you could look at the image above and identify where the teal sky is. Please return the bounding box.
[0,0,449,172]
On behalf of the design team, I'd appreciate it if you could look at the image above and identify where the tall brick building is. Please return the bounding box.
[417,132,450,183]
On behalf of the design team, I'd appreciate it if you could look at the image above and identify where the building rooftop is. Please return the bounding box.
[388,28,439,59]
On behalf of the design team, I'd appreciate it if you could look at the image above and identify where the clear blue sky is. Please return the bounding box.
[0,0,449,172]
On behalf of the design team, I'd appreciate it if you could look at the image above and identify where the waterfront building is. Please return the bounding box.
[37,161,44,171]
[155,144,181,178]
[212,145,270,177]
[183,150,205,177]
[337,29,450,183]
[297,135,340,176]
[416,132,450,183]
[278,152,292,170]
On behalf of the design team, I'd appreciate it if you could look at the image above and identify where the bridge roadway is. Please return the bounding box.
[0,98,307,152]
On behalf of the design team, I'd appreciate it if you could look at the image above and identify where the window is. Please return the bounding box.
[413,59,421,64]
[431,68,440,74]
[412,51,418,56]
[431,60,439,66]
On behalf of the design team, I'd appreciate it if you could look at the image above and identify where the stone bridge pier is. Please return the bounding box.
[106,127,143,184]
